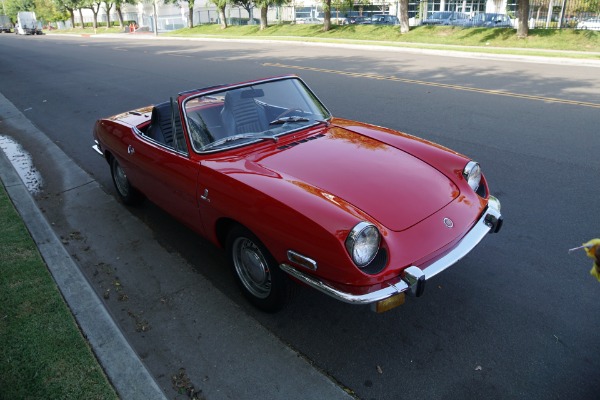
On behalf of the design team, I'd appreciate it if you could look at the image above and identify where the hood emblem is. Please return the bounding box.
[443,218,454,228]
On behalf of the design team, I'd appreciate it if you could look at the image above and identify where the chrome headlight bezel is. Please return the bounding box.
[345,222,381,268]
[463,161,481,192]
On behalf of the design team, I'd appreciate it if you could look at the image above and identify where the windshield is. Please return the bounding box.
[183,77,331,153]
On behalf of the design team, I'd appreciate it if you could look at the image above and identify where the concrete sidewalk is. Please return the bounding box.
[0,92,354,400]
[0,109,167,399]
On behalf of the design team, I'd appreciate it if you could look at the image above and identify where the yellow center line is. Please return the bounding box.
[263,62,600,109]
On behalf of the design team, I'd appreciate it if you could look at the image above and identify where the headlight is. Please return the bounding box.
[345,222,380,267]
[463,161,481,192]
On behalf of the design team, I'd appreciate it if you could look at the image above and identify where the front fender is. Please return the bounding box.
[198,157,375,285]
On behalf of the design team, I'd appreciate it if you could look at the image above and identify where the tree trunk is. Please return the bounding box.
[105,4,112,28]
[323,0,331,31]
[68,8,75,29]
[116,7,124,28]
[188,3,194,28]
[399,0,409,34]
[517,0,530,38]
[260,6,267,30]
[78,9,84,28]
[218,6,227,29]
[245,6,253,24]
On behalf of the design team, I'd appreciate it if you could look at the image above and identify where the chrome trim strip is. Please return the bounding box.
[279,200,502,305]
[280,263,408,304]
[423,205,500,280]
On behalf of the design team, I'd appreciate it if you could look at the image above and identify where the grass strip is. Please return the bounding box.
[0,182,117,400]
[51,24,600,58]
[169,24,600,56]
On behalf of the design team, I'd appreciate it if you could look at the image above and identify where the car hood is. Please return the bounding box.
[251,126,460,231]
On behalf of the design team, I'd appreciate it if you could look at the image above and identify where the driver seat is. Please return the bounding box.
[220,90,268,135]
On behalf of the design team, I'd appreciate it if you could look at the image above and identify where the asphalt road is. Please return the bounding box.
[1,33,599,400]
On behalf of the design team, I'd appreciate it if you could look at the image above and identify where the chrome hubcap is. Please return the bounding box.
[114,163,129,197]
[233,237,271,299]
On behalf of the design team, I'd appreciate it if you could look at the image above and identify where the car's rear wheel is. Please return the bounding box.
[110,157,143,205]
[226,225,290,312]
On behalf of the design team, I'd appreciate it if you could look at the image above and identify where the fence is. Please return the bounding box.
[57,0,600,31]
[527,0,599,28]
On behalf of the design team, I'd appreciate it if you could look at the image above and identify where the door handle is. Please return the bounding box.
[200,189,210,202]
[127,145,135,155]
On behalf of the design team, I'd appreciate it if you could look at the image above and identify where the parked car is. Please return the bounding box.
[370,14,400,25]
[341,16,372,25]
[577,18,600,30]
[456,13,513,28]
[295,17,323,24]
[92,75,503,313]
[423,11,469,25]
[0,15,13,33]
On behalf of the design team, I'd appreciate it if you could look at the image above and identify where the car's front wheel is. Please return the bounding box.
[110,157,143,205]
[226,225,290,312]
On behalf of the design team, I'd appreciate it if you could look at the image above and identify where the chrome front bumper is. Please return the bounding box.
[92,140,103,156]
[279,196,502,305]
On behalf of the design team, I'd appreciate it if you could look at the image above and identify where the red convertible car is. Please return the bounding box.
[93,75,502,313]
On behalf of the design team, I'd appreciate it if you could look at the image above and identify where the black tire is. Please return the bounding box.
[110,157,144,205]
[226,225,290,312]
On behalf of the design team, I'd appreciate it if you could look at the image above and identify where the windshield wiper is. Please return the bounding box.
[269,116,310,125]
[201,133,278,151]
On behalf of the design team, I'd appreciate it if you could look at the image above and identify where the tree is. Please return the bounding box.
[54,0,83,26]
[186,0,195,27]
[84,0,102,29]
[164,0,196,28]
[322,0,331,31]
[33,0,61,22]
[255,0,268,29]
[113,0,127,28]
[210,0,228,28]
[103,0,113,27]
[517,0,530,38]
[4,0,36,18]
[331,0,352,22]
[398,0,409,33]
[254,0,287,30]
[233,0,254,24]
[322,0,352,31]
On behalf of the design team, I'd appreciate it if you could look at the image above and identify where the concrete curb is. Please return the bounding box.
[0,94,168,400]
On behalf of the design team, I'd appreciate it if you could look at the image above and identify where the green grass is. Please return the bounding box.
[49,23,600,58]
[0,183,117,400]
[166,23,600,58]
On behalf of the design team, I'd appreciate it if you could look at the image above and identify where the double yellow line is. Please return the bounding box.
[264,62,600,109]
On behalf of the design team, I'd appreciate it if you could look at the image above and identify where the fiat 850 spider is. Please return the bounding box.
[93,75,502,313]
